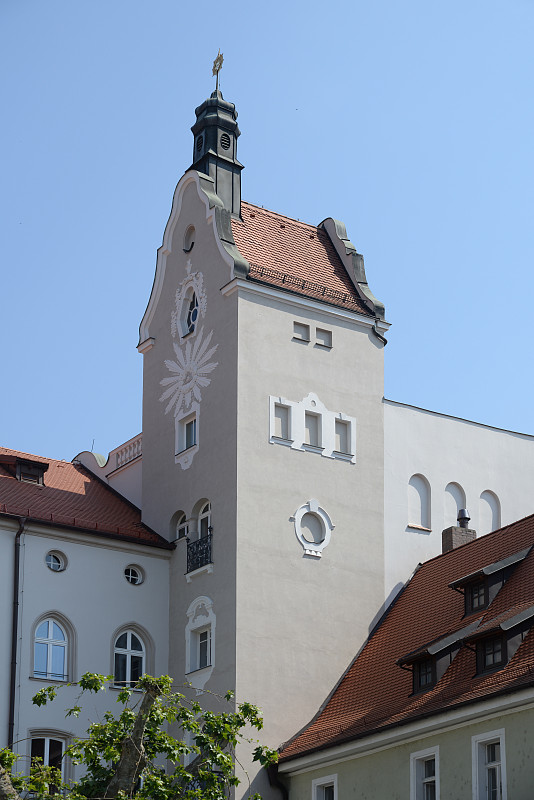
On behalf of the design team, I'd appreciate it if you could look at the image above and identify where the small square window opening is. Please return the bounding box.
[293,322,310,342]
[315,328,332,348]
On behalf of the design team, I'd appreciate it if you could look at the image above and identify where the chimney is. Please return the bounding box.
[442,509,476,553]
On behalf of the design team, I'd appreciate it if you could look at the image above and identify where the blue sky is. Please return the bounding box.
[2,0,533,461]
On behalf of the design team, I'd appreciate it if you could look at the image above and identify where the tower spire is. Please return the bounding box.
[189,54,243,218]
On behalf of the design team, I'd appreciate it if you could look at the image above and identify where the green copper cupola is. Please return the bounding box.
[190,89,243,218]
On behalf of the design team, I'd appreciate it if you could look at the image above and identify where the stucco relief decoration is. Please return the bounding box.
[160,327,218,416]
[170,260,208,340]
[159,263,219,470]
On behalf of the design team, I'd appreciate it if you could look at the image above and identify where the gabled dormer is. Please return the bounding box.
[397,619,481,694]
[0,454,49,486]
[449,547,532,616]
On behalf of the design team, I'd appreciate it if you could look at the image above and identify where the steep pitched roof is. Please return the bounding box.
[231,202,372,316]
[0,447,171,549]
[280,514,534,762]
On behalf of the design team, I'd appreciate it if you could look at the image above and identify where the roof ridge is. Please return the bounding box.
[0,446,62,464]
[241,200,318,232]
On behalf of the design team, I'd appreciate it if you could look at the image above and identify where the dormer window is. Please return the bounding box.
[466,581,488,614]
[478,636,505,672]
[17,462,45,484]
[413,658,436,692]
[449,547,531,616]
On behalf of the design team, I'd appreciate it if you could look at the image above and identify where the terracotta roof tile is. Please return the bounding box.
[231,202,372,316]
[280,513,534,761]
[0,446,171,548]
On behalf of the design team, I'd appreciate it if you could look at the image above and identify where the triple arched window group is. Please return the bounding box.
[408,474,501,535]
[33,617,148,686]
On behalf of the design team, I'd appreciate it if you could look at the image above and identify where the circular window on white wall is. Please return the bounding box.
[45,551,67,572]
[291,499,335,558]
[124,565,144,585]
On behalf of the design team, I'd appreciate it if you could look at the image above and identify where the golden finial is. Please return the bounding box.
[212,50,224,92]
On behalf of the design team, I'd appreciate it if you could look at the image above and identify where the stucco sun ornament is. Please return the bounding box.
[160,327,218,416]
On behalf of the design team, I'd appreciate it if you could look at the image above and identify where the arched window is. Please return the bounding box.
[34,619,68,681]
[114,630,145,687]
[408,474,431,529]
[479,491,501,535]
[445,482,466,526]
[176,512,189,540]
[199,502,211,539]
[181,290,199,336]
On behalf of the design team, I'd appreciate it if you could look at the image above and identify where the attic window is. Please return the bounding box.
[477,636,505,673]
[413,658,436,693]
[16,462,46,485]
[466,581,488,614]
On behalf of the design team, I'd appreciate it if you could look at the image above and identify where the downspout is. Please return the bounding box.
[8,517,26,748]
[267,763,289,800]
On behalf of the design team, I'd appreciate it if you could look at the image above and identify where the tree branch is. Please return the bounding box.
[0,765,23,800]
[104,683,162,798]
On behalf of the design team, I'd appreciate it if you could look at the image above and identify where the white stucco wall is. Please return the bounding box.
[4,520,170,780]
[384,400,534,600]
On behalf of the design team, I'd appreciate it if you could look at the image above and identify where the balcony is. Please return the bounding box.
[187,533,212,574]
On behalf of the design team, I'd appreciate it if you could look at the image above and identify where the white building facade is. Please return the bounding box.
[3,85,534,799]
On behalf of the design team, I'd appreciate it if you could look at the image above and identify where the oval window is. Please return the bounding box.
[300,512,325,544]
[124,565,144,585]
[45,551,66,572]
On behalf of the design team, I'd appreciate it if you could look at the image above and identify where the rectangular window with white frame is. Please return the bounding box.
[312,774,337,800]
[176,411,197,454]
[472,730,506,800]
[334,419,350,454]
[315,327,332,348]
[293,321,310,342]
[274,404,291,441]
[304,411,321,448]
[197,627,211,670]
[410,745,439,800]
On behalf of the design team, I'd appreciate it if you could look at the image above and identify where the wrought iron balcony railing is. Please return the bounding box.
[186,533,212,573]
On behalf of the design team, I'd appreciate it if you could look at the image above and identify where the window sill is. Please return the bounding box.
[407,524,432,532]
[333,450,354,461]
[29,675,68,683]
[270,436,294,447]
[176,444,197,456]
[185,665,213,676]
[314,343,332,350]
[186,562,214,582]
[292,337,310,344]
[302,444,325,454]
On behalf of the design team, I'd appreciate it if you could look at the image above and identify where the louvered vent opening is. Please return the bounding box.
[220,133,231,150]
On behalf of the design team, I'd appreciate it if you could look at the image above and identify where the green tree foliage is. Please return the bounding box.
[0,674,277,800]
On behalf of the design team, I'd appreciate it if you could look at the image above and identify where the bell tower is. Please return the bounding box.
[189,69,243,218]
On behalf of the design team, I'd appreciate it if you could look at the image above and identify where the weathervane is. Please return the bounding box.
[212,50,224,92]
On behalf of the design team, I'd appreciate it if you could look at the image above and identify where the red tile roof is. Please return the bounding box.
[280,514,534,762]
[231,202,372,316]
[0,447,171,548]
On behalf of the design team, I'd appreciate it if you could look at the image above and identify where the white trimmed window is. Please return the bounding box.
[410,746,439,800]
[274,404,291,440]
[34,620,68,681]
[334,419,350,454]
[185,597,215,690]
[312,774,337,800]
[472,730,506,800]
[114,631,145,686]
[199,502,211,539]
[176,512,189,539]
[177,412,197,453]
[30,735,66,790]
[304,411,321,448]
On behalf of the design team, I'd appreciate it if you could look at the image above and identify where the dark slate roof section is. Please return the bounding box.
[449,547,532,589]
[0,447,172,549]
[231,203,373,317]
[279,513,534,762]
